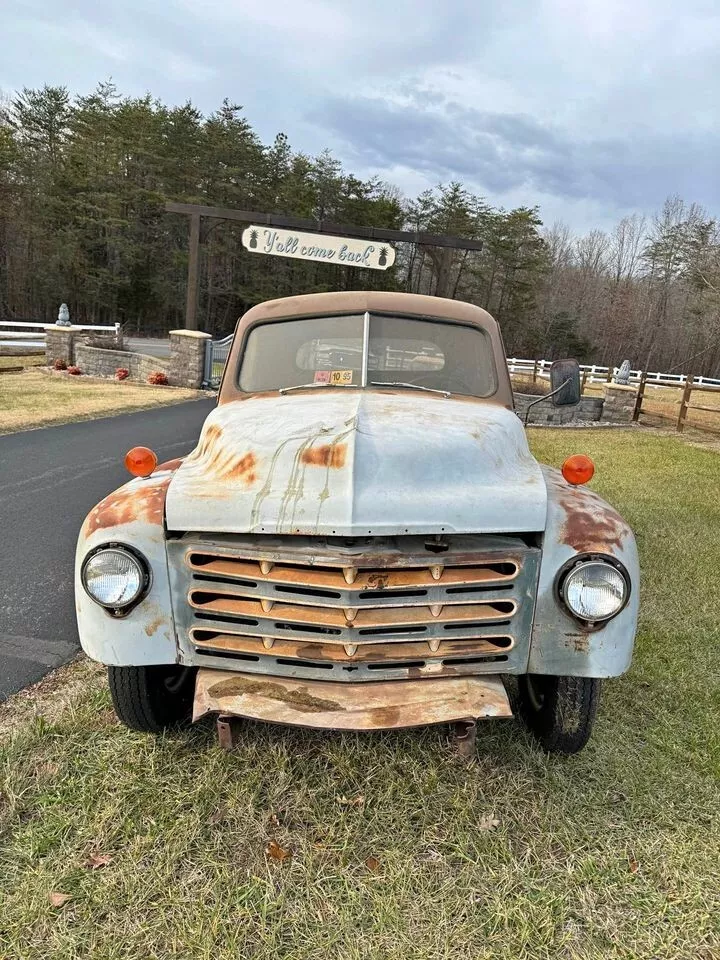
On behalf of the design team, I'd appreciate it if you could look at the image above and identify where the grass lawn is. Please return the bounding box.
[0,368,201,434]
[0,354,45,370]
[1,429,718,959]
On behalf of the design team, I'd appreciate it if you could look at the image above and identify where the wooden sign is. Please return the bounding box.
[241,226,395,271]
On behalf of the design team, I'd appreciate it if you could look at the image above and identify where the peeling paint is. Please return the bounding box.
[208,676,340,712]
[84,475,172,534]
[545,469,629,554]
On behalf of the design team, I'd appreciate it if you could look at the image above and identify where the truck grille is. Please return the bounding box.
[167,535,540,682]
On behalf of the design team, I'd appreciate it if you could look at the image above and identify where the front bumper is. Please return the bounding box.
[193,669,513,730]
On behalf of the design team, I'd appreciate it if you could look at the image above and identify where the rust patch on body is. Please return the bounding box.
[564,632,591,653]
[186,423,223,464]
[548,470,627,553]
[221,452,258,485]
[208,676,340,712]
[144,615,166,637]
[365,572,390,590]
[186,421,259,487]
[157,457,184,472]
[194,669,513,728]
[85,475,171,534]
[370,706,402,727]
[301,443,347,469]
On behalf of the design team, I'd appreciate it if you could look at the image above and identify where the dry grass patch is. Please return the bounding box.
[0,430,718,959]
[0,368,201,434]
[0,354,45,370]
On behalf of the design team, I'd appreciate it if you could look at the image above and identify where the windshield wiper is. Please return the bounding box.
[370,381,450,398]
[278,382,355,394]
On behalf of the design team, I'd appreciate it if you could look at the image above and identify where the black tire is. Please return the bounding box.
[517,674,600,754]
[108,665,196,733]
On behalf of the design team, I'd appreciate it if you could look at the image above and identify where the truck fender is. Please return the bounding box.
[528,466,640,678]
[74,461,183,666]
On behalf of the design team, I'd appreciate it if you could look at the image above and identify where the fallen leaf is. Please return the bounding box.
[266,840,291,862]
[629,857,640,874]
[337,794,365,808]
[209,806,226,826]
[84,853,112,870]
[48,892,72,908]
[270,813,281,828]
[365,855,380,872]
[478,815,501,831]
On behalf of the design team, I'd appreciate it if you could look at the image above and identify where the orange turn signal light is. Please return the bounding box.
[562,454,595,485]
[125,446,158,478]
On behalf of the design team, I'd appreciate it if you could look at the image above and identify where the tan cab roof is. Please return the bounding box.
[220,291,511,405]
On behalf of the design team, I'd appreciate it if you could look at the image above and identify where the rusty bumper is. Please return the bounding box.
[192,669,512,730]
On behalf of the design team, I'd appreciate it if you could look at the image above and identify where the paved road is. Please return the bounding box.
[0,398,214,701]
[125,337,171,358]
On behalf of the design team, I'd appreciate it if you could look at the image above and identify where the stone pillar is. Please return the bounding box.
[169,329,211,389]
[602,383,638,423]
[45,325,82,366]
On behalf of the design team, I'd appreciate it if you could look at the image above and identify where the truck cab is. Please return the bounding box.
[76,291,639,754]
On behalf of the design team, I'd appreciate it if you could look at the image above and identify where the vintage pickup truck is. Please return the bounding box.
[75,291,639,754]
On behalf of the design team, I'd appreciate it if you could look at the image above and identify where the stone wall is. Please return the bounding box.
[45,324,208,389]
[514,394,604,424]
[74,344,172,381]
[514,382,639,425]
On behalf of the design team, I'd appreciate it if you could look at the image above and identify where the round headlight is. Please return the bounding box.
[561,560,627,622]
[82,548,146,609]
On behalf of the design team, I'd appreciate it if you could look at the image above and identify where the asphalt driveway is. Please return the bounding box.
[0,398,214,700]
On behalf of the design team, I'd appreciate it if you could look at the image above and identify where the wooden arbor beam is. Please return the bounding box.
[166,201,485,329]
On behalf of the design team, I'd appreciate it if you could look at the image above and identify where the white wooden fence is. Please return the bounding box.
[0,320,121,349]
[507,358,720,389]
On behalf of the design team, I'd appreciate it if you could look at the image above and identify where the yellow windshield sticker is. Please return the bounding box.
[315,369,353,385]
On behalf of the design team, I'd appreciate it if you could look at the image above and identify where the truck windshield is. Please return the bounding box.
[238,313,497,397]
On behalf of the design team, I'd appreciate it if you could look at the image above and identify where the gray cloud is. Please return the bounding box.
[2,0,720,228]
[312,92,720,212]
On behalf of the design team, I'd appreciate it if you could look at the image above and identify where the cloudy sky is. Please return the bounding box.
[3,0,719,229]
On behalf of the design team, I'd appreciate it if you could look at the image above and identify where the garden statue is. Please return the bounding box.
[615,359,631,384]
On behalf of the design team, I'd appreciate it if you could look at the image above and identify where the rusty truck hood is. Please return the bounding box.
[164,391,547,535]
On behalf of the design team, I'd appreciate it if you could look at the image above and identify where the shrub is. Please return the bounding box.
[115,368,130,381]
[147,371,168,386]
[53,358,68,371]
[67,366,83,376]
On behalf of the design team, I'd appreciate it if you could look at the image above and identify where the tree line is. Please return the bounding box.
[1,83,719,375]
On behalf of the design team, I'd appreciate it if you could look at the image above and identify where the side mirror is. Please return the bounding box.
[550,359,581,406]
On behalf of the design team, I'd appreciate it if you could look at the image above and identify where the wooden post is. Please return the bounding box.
[677,375,694,433]
[532,359,538,383]
[185,212,201,330]
[632,371,647,422]
[606,365,613,383]
[581,368,588,394]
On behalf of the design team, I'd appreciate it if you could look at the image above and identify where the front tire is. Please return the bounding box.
[108,665,196,733]
[517,674,600,754]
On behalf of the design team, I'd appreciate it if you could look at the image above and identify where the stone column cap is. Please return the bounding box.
[169,329,212,339]
[604,382,638,393]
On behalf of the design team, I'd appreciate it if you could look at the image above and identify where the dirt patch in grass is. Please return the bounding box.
[0,430,718,959]
[0,368,203,434]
